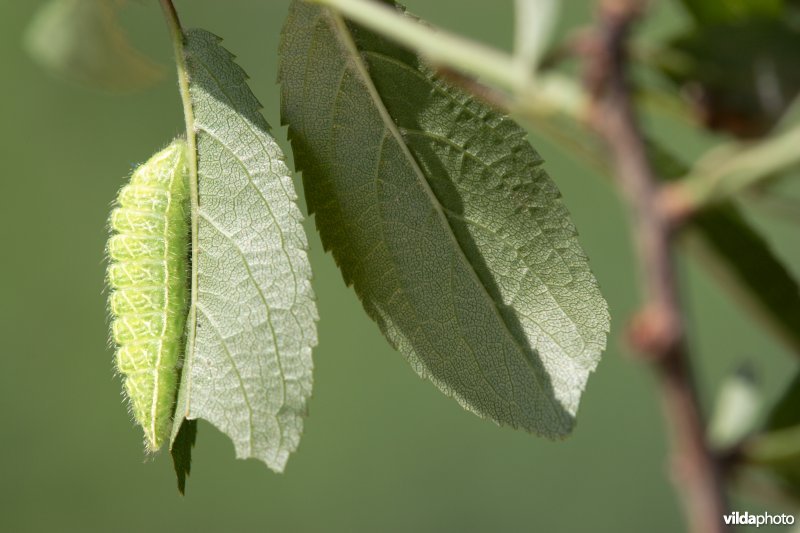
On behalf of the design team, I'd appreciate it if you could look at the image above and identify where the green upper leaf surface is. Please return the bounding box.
[172,29,318,472]
[279,1,609,436]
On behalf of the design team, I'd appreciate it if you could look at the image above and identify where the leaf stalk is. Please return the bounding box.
[159,0,199,436]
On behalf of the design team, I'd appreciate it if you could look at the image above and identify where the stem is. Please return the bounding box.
[513,0,559,88]
[309,0,519,90]
[666,124,800,217]
[310,0,690,146]
[585,2,729,532]
[159,0,199,426]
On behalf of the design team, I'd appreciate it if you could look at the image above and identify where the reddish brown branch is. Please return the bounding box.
[584,2,729,531]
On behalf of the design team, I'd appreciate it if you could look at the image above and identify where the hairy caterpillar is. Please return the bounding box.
[107,140,190,452]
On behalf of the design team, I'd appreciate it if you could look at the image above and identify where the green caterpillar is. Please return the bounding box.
[107,139,190,452]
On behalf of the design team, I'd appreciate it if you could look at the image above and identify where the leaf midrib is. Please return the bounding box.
[188,43,292,454]
[327,10,562,416]
[167,23,199,435]
[363,44,590,357]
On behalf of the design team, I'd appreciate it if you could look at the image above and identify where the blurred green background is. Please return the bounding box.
[1,1,798,531]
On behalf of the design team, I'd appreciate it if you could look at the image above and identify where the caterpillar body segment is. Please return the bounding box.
[107,140,190,452]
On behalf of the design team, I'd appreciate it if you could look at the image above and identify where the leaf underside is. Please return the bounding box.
[171,29,318,473]
[279,1,609,436]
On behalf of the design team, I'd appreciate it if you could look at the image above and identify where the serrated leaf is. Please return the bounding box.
[24,0,163,91]
[279,1,609,436]
[171,29,318,473]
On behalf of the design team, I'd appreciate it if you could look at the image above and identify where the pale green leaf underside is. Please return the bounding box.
[172,29,318,471]
[279,2,608,436]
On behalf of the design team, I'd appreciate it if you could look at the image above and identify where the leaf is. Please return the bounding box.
[656,20,800,137]
[171,29,318,473]
[170,419,196,495]
[279,1,609,437]
[765,371,800,432]
[742,372,800,501]
[683,207,800,354]
[677,0,783,25]
[24,0,163,91]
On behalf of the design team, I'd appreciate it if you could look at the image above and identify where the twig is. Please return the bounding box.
[584,2,729,532]
[662,124,800,220]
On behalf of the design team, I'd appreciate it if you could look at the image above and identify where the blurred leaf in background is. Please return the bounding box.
[24,0,163,91]
[657,0,800,137]
[708,364,761,450]
[678,0,783,24]
[743,372,800,503]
